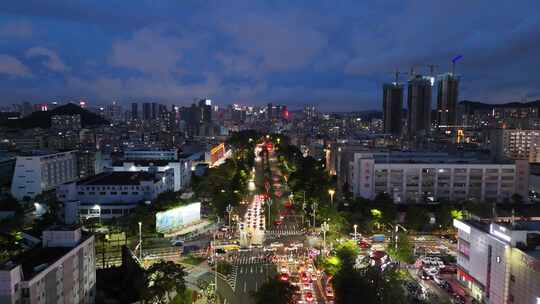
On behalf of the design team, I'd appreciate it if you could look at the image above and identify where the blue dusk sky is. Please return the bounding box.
[0,1,539,111]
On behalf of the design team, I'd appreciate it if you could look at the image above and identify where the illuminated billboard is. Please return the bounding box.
[155,202,201,233]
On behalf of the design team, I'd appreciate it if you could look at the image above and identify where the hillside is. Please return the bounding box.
[459,100,540,110]
[1,103,109,129]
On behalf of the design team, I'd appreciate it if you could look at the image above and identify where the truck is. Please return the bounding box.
[371,234,386,242]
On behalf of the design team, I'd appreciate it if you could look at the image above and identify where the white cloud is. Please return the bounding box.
[26,47,70,73]
[220,13,327,72]
[108,27,196,77]
[0,20,32,39]
[0,54,32,77]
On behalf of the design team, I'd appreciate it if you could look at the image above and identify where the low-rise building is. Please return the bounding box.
[10,151,78,200]
[124,148,177,161]
[109,158,191,192]
[453,219,540,304]
[349,152,529,203]
[0,225,96,304]
[56,171,173,219]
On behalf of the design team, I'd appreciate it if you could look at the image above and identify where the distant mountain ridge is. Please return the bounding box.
[459,100,540,109]
[1,103,109,129]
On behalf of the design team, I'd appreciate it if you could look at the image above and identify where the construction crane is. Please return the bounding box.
[451,55,463,75]
[392,69,407,84]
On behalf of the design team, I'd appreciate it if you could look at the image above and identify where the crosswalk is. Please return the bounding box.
[227,266,238,291]
[227,253,273,265]
[266,229,303,237]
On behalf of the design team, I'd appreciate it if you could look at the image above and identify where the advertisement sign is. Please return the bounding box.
[155,202,201,233]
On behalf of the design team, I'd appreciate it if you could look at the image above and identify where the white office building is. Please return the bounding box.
[0,225,95,304]
[11,151,78,200]
[109,158,191,191]
[56,171,173,219]
[349,152,529,203]
[453,219,540,304]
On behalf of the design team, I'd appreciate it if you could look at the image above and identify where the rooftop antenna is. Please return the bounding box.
[451,55,463,76]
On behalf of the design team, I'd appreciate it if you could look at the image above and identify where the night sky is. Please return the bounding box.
[0,1,538,111]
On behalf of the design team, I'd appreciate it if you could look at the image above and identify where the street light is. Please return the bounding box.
[311,202,318,228]
[226,204,233,227]
[353,224,358,241]
[138,222,142,261]
[93,204,101,224]
[328,189,335,207]
[266,199,273,227]
[321,221,329,256]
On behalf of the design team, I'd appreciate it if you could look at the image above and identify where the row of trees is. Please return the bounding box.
[327,241,407,304]
[192,130,259,218]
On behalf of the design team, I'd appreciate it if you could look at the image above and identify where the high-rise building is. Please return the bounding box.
[407,75,432,141]
[131,102,138,120]
[10,151,78,200]
[158,104,168,116]
[382,83,403,136]
[304,105,317,120]
[142,103,151,120]
[487,129,540,163]
[0,225,96,304]
[436,73,459,126]
[151,102,158,119]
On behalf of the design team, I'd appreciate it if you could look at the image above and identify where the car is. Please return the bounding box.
[305,292,314,302]
[280,273,289,281]
[264,246,277,252]
[358,240,371,249]
[326,286,334,298]
[171,240,184,246]
[300,272,309,283]
[419,270,431,280]
[274,220,283,226]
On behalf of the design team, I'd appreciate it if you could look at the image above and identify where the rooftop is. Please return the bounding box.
[0,231,92,280]
[360,152,514,165]
[113,159,175,167]
[78,171,159,186]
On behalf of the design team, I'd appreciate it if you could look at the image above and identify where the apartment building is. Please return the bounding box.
[0,225,95,304]
[453,219,540,304]
[349,152,529,203]
[56,171,173,219]
[10,151,78,200]
[487,129,540,163]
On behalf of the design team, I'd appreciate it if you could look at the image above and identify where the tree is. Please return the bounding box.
[435,204,453,228]
[511,193,524,205]
[387,232,414,264]
[252,276,298,304]
[405,206,430,231]
[143,261,186,304]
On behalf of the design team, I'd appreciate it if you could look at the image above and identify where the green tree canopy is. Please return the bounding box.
[143,261,186,304]
[252,276,299,304]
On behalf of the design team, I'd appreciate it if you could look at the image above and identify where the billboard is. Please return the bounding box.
[155,202,201,233]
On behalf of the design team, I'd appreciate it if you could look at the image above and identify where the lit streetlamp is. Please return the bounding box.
[138,222,142,261]
[321,221,329,256]
[226,204,233,227]
[328,189,335,207]
[353,224,358,241]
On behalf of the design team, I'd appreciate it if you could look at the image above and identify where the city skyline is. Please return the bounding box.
[0,1,539,111]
